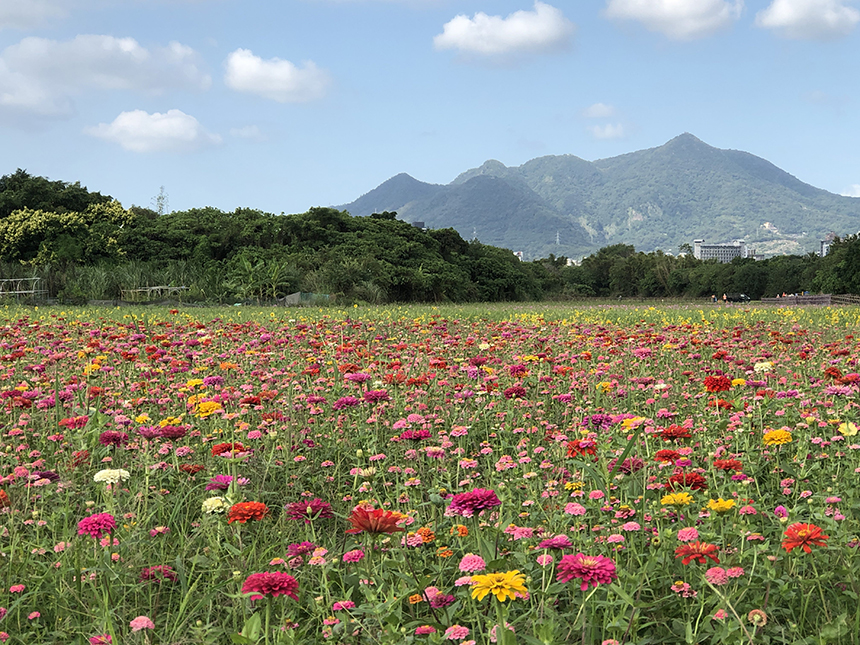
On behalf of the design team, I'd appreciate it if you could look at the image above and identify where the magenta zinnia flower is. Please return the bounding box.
[445,488,502,518]
[284,498,334,523]
[98,431,129,447]
[241,572,299,601]
[363,389,390,404]
[77,513,116,539]
[139,565,178,583]
[557,553,618,591]
[332,396,361,410]
[205,475,234,491]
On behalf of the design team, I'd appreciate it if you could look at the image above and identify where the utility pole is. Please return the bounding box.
[152,186,169,216]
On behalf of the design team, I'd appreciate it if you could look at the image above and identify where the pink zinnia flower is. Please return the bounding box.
[342,549,365,563]
[556,553,618,591]
[676,527,699,542]
[445,625,470,641]
[705,567,729,586]
[415,626,437,635]
[241,572,299,601]
[726,566,745,578]
[129,616,155,632]
[9,585,25,593]
[445,488,501,518]
[564,502,587,516]
[458,553,486,572]
[537,534,573,550]
[89,635,112,644]
[77,513,116,539]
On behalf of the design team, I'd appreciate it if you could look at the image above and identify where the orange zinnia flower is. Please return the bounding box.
[0,489,10,508]
[782,523,829,554]
[345,507,406,534]
[227,501,269,524]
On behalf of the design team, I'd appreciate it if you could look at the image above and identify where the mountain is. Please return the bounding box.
[339,134,860,259]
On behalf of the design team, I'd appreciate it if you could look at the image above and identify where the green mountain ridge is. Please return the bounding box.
[339,133,860,259]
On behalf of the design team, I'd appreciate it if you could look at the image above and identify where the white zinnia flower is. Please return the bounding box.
[202,497,228,514]
[93,468,130,484]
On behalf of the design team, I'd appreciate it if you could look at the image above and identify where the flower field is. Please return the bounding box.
[1,303,859,645]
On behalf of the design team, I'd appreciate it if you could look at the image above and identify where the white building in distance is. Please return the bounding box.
[693,239,754,263]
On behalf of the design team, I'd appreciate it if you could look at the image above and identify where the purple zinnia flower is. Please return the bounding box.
[445,488,502,518]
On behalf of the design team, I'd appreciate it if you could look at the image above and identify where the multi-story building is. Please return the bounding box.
[693,239,749,263]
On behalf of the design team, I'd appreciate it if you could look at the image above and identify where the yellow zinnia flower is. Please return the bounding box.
[763,429,792,446]
[470,570,528,602]
[661,492,694,507]
[706,498,736,514]
[196,400,224,418]
[837,422,858,437]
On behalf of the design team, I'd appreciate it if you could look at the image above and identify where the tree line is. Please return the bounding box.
[1,169,859,304]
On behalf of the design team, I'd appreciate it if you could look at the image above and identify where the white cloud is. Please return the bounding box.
[0,0,67,30]
[842,184,860,197]
[583,102,616,118]
[224,49,330,103]
[433,1,575,56]
[755,0,860,40]
[85,109,222,152]
[604,0,743,40]
[589,123,625,139]
[0,35,210,120]
[230,125,266,141]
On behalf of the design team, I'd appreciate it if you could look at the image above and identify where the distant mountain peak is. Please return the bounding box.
[339,133,859,259]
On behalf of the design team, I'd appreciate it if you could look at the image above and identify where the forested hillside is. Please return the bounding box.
[3,169,860,304]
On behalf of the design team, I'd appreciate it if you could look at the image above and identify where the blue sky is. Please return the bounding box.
[1,0,858,215]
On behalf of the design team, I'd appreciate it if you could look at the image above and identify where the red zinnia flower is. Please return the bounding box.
[566,439,597,458]
[703,375,732,393]
[211,442,245,457]
[654,449,681,462]
[345,506,406,534]
[659,425,691,441]
[713,459,743,472]
[241,572,299,601]
[503,386,527,400]
[674,541,720,565]
[227,501,269,524]
[782,523,829,554]
[179,464,205,474]
[667,472,708,491]
[0,489,10,508]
